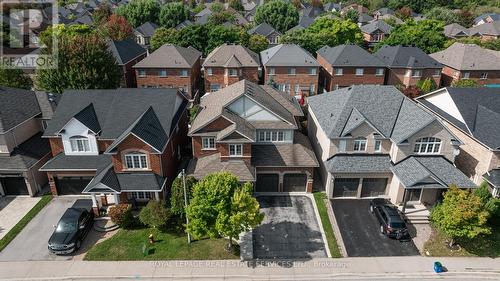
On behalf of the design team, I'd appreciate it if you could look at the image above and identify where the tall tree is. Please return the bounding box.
[229,0,244,11]
[206,25,249,54]
[116,0,160,27]
[150,27,180,51]
[92,3,112,26]
[254,0,299,34]
[103,14,134,40]
[248,34,269,53]
[424,7,458,25]
[159,2,191,28]
[170,175,197,218]
[0,66,32,89]
[344,9,359,23]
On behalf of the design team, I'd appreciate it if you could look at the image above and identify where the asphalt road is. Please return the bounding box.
[0,197,92,261]
[331,199,420,257]
[253,195,327,259]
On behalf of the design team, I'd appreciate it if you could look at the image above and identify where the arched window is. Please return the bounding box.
[353,137,367,151]
[414,137,441,154]
[69,136,90,152]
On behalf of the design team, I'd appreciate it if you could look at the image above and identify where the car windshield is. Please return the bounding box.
[390,222,406,229]
[55,220,77,233]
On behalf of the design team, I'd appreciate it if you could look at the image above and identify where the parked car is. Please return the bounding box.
[369,198,409,240]
[48,208,94,255]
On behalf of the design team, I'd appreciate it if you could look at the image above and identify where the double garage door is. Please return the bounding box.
[333,178,388,198]
[54,176,93,195]
[255,173,307,192]
[0,177,29,195]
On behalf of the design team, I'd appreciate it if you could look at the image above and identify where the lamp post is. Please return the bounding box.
[181,169,191,244]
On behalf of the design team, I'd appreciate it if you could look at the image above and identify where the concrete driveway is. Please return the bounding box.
[0,197,41,240]
[331,199,419,257]
[252,195,327,259]
[0,197,96,261]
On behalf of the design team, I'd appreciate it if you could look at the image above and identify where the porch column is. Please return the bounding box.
[114,193,120,204]
[91,193,99,216]
[0,180,4,196]
[401,189,408,214]
[155,192,160,201]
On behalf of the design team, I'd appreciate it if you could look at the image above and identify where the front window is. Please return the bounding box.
[376,68,384,76]
[481,72,488,79]
[228,69,238,77]
[127,192,153,200]
[268,68,275,76]
[462,72,470,79]
[356,68,364,76]
[206,68,213,76]
[125,153,148,169]
[414,137,441,154]
[159,70,167,77]
[70,136,90,152]
[229,144,243,156]
[353,138,367,151]
[411,69,422,77]
[138,70,146,77]
[335,68,343,76]
[202,137,215,150]
[180,69,188,77]
[309,68,317,75]
[288,68,296,76]
[433,69,441,77]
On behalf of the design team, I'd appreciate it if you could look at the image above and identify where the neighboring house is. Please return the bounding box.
[417,87,500,197]
[203,44,261,93]
[340,4,368,15]
[474,13,500,26]
[468,21,500,41]
[175,20,193,30]
[324,2,342,13]
[430,43,500,87]
[360,20,393,47]
[133,44,202,99]
[247,22,282,45]
[443,23,469,39]
[373,7,395,17]
[134,22,158,49]
[261,44,320,97]
[187,80,319,192]
[40,88,189,215]
[307,85,475,209]
[107,39,147,88]
[194,7,211,24]
[357,13,373,26]
[317,45,386,91]
[374,45,442,88]
[0,88,58,196]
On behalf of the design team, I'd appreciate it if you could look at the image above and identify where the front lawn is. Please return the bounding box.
[424,224,500,257]
[84,227,239,260]
[313,192,342,258]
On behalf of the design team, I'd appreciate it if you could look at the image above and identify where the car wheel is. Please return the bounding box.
[380,225,384,234]
[370,205,374,213]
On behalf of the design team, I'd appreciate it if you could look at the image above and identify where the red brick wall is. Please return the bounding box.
[111,134,162,175]
[192,136,219,158]
[197,116,232,133]
[49,138,64,156]
[204,67,259,91]
[123,53,147,88]
[264,66,319,96]
[219,143,252,165]
[386,68,442,87]
[440,66,500,87]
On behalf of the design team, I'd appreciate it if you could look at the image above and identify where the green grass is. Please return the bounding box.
[313,192,342,258]
[84,227,240,261]
[424,224,500,257]
[0,194,52,252]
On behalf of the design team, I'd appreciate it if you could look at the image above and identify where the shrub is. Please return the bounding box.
[108,204,132,226]
[139,200,171,228]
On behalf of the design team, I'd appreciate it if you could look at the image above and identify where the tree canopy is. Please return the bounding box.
[254,0,299,34]
[452,79,480,87]
[248,34,269,53]
[424,7,459,25]
[102,14,133,40]
[139,200,171,228]
[170,175,197,218]
[115,0,160,27]
[159,2,191,29]
[0,66,32,89]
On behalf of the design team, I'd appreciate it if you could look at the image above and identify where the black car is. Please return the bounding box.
[369,198,409,240]
[48,208,94,255]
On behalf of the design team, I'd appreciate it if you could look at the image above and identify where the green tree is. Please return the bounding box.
[102,14,134,40]
[150,27,179,51]
[376,20,446,53]
[35,34,121,94]
[192,4,206,14]
[452,79,479,87]
[229,0,244,11]
[176,24,210,55]
[170,175,197,218]
[186,172,264,249]
[92,3,111,26]
[395,6,414,21]
[344,9,359,23]
[430,185,490,246]
[248,34,269,53]
[159,2,191,28]
[416,78,437,94]
[424,7,458,25]
[206,25,249,55]
[139,200,171,228]
[0,66,32,89]
[39,24,93,48]
[254,0,299,34]
[116,0,160,27]
[481,38,500,51]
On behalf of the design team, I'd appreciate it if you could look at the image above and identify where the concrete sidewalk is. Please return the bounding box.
[0,257,499,280]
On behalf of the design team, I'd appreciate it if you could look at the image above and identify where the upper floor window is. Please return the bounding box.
[481,72,488,79]
[180,69,188,77]
[309,83,315,95]
[414,137,441,154]
[374,140,382,152]
[309,68,317,75]
[355,68,364,76]
[258,130,285,143]
[353,138,367,151]
[462,72,470,79]
[125,153,148,169]
[70,136,90,152]
[288,68,296,76]
[375,68,384,76]
[411,69,422,77]
[229,144,243,156]
[335,68,343,76]
[228,69,238,77]
[268,67,275,76]
[433,69,441,77]
[206,68,213,76]
[138,70,146,77]
[202,137,215,150]
[159,70,167,77]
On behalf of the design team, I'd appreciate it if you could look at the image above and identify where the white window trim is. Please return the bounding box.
[433,69,441,77]
[462,72,470,79]
[375,68,384,76]
[335,68,343,76]
[309,68,317,75]
[201,137,216,150]
[414,137,442,155]
[355,68,364,76]
[180,69,188,77]
[228,69,238,77]
[411,69,422,77]
[138,70,146,77]
[159,70,167,77]
[229,144,243,156]
[124,153,149,170]
[258,130,286,143]
[374,139,382,152]
[288,68,296,76]
[69,137,91,153]
[268,67,275,76]
[353,138,367,152]
[480,72,488,80]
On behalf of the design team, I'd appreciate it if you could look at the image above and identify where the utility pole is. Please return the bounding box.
[182,169,191,244]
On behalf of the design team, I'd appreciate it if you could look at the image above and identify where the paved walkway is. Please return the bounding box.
[0,196,40,240]
[0,257,499,280]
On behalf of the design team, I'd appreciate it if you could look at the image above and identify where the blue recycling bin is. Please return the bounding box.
[434,261,443,273]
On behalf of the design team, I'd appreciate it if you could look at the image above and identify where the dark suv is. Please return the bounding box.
[48,208,94,255]
[370,198,409,240]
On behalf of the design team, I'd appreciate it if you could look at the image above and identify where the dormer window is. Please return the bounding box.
[414,137,441,154]
[353,137,367,151]
[125,153,148,169]
[69,136,90,152]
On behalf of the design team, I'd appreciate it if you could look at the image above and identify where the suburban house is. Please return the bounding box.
[357,13,374,26]
[473,13,500,26]
[247,22,282,45]
[360,20,393,47]
[307,85,475,210]
[0,88,58,196]
[133,22,158,49]
[107,39,147,88]
[39,88,189,215]
[374,45,443,88]
[261,44,320,98]
[133,44,202,99]
[202,44,261,93]
[443,23,469,39]
[468,21,500,41]
[316,44,386,91]
[430,43,500,87]
[340,4,368,15]
[417,87,500,197]
[187,80,319,193]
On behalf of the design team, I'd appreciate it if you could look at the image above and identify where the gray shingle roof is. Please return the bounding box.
[187,153,255,182]
[374,45,442,69]
[106,39,146,65]
[40,153,112,171]
[73,104,101,134]
[358,13,373,23]
[134,22,158,37]
[326,154,392,173]
[0,133,50,171]
[261,44,319,67]
[248,22,280,37]
[469,21,500,36]
[430,43,500,71]
[251,133,319,167]
[176,20,193,30]
[360,20,393,34]
[0,87,41,133]
[133,45,201,68]
[34,92,59,120]
[203,44,260,68]
[307,85,437,143]
[443,23,469,38]
[484,168,500,187]
[392,156,476,189]
[474,13,500,24]
[317,44,386,67]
